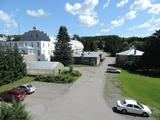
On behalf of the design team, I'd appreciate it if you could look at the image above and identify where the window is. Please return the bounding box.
[127,104,133,108]
[134,105,141,109]
[37,42,39,47]
[43,43,45,47]
[15,43,17,46]
[10,43,11,47]
[31,42,33,47]
[25,42,27,46]
[36,34,38,38]
[37,50,40,56]
[31,34,33,38]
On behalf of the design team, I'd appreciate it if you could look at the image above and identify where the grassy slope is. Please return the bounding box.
[0,76,35,93]
[119,70,160,109]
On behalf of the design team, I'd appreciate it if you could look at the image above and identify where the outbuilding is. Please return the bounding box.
[116,47,144,67]
[26,61,64,76]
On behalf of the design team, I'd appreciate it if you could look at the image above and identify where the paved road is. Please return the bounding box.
[25,58,126,120]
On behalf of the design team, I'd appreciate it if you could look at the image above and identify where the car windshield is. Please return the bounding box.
[26,84,32,88]
[137,102,143,108]
[120,100,126,105]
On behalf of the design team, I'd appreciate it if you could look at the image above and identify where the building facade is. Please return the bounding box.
[0,27,84,61]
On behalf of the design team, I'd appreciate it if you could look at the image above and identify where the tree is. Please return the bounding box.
[142,29,160,70]
[0,46,26,85]
[0,100,31,120]
[54,26,73,66]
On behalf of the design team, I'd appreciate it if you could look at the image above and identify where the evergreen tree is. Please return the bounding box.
[0,46,26,85]
[54,26,73,66]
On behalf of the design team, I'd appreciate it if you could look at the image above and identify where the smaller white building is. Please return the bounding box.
[26,61,64,76]
[116,47,144,66]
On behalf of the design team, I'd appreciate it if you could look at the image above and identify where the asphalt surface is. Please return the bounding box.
[25,58,127,120]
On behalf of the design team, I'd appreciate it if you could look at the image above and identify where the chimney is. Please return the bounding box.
[134,46,136,55]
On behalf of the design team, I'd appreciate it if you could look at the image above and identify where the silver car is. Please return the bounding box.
[106,67,121,73]
[116,99,152,117]
[17,84,36,94]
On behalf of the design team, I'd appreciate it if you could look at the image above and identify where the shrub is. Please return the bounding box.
[71,70,81,77]
[124,60,137,70]
[0,100,31,120]
[34,70,81,84]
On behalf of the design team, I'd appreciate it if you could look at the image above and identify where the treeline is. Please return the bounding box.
[73,29,160,71]
[0,34,21,41]
[78,35,145,56]
[0,46,26,86]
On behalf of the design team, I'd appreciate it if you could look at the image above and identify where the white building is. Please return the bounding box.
[0,27,84,61]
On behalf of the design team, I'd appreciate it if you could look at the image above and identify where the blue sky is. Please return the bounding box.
[0,0,160,37]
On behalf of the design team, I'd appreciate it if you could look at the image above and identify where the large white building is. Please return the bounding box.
[0,27,84,61]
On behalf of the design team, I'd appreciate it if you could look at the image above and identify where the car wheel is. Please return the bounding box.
[142,112,148,117]
[121,109,127,114]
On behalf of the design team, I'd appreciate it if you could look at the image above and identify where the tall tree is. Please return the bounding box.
[142,29,160,70]
[54,26,73,66]
[0,46,26,85]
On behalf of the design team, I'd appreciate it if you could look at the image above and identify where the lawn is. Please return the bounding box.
[0,76,35,93]
[119,70,160,109]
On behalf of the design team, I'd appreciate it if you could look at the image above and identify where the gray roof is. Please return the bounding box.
[116,48,144,56]
[26,61,61,70]
[21,29,50,41]
[73,51,102,58]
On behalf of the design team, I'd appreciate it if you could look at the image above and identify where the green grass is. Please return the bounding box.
[119,70,160,109]
[0,76,35,93]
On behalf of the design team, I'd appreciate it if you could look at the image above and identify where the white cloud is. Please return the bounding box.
[132,17,160,32]
[65,0,99,27]
[111,17,125,28]
[79,15,99,27]
[148,4,160,14]
[130,0,152,11]
[100,28,110,32]
[0,10,17,28]
[27,9,47,17]
[100,23,105,26]
[103,0,110,9]
[116,0,129,8]
[125,10,137,20]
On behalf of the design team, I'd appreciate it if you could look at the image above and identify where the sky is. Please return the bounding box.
[0,0,160,37]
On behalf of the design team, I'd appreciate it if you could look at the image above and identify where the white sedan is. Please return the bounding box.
[17,84,36,94]
[106,67,121,73]
[116,99,152,117]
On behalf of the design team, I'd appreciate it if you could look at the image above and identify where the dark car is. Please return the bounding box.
[0,88,26,102]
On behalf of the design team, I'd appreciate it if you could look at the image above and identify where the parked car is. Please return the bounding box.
[116,99,152,117]
[0,88,26,102]
[17,84,36,94]
[106,67,121,73]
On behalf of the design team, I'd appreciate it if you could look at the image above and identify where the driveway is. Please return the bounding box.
[25,58,127,120]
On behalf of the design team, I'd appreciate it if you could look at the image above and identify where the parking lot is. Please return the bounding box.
[24,57,154,120]
[24,81,71,120]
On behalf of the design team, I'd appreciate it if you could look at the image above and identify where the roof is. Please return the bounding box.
[116,48,144,56]
[125,99,137,105]
[73,51,101,58]
[21,28,50,41]
[26,61,62,70]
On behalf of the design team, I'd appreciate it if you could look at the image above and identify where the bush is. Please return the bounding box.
[0,100,31,120]
[71,70,81,77]
[34,70,81,84]
[124,61,137,70]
